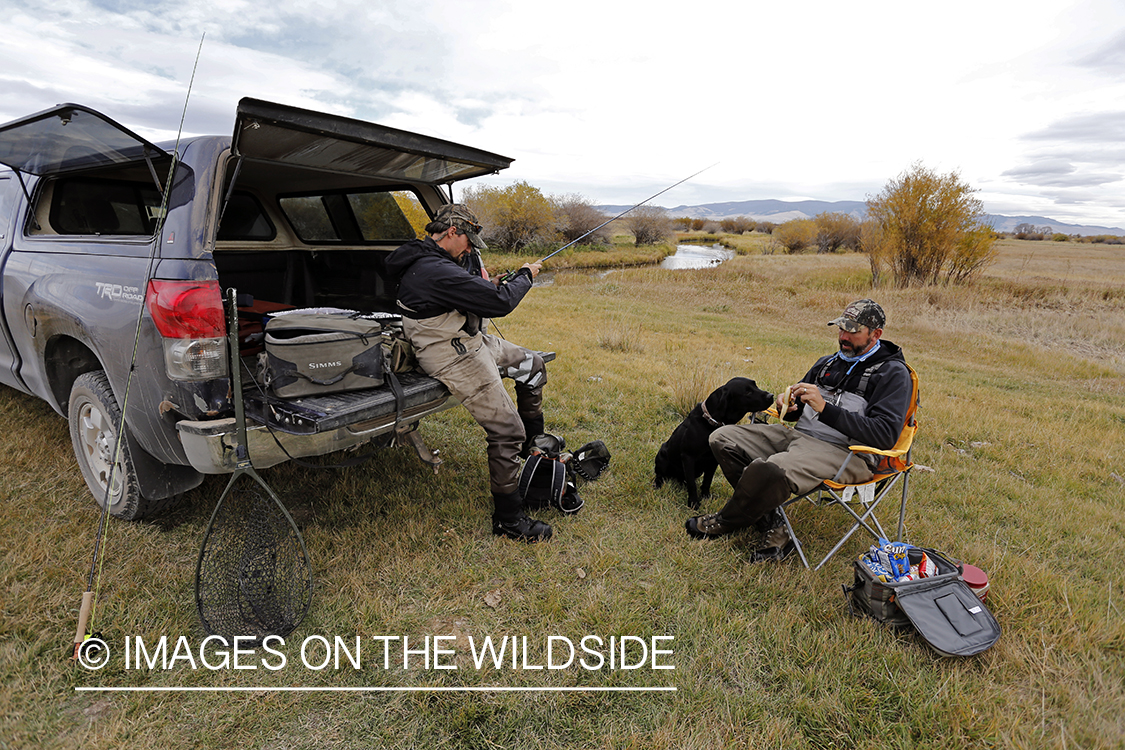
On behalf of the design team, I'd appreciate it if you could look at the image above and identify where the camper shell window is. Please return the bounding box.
[48,176,163,236]
[217,192,276,241]
[279,189,419,244]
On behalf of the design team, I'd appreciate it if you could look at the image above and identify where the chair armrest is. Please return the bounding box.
[848,419,918,459]
[847,444,908,458]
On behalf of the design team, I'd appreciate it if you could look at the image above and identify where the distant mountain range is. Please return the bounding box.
[597,199,1125,237]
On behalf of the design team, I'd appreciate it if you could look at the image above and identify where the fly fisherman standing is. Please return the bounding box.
[385,204,553,542]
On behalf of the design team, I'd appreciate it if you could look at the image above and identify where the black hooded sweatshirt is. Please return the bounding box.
[787,340,912,451]
[384,237,534,321]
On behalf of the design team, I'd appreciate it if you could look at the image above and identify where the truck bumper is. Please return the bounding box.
[175,395,455,473]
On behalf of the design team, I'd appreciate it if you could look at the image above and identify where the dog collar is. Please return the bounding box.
[700,401,723,428]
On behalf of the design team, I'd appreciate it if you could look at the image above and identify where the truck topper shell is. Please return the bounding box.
[0,98,514,520]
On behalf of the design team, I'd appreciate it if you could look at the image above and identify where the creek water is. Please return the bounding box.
[660,243,736,270]
[532,243,734,286]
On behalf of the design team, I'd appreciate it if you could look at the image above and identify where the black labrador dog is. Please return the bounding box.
[653,377,774,509]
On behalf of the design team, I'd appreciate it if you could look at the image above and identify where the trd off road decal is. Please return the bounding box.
[95,282,144,303]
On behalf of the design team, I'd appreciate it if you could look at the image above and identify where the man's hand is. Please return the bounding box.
[793,382,826,413]
[776,387,795,418]
[521,262,541,279]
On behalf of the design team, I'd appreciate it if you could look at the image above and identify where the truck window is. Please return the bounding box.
[49,177,162,236]
[217,192,276,241]
[279,189,418,244]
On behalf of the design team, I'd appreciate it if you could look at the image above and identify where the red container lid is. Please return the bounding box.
[961,564,989,598]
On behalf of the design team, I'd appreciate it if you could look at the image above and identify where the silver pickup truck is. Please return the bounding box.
[0,98,513,520]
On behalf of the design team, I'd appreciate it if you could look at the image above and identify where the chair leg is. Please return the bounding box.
[812,487,893,570]
[867,502,890,540]
[896,471,911,541]
[834,492,887,540]
[783,467,914,571]
[779,504,809,569]
[814,512,875,570]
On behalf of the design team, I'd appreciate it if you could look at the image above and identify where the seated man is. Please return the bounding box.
[684,299,911,561]
[385,204,552,543]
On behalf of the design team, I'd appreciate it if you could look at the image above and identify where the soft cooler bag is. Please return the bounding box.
[845,547,1001,657]
[261,308,398,398]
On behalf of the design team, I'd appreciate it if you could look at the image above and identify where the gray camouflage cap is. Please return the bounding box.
[434,204,487,250]
[828,299,886,332]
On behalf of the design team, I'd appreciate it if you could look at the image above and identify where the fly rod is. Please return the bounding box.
[72,34,205,663]
[497,163,717,282]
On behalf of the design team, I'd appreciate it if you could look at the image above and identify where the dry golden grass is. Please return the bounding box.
[595,317,646,354]
[3,238,1123,748]
[986,237,1125,287]
[676,230,774,256]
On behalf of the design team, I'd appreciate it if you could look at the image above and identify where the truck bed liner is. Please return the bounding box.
[243,371,450,435]
[241,350,555,435]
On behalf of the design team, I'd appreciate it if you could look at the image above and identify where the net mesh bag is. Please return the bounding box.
[196,485,312,643]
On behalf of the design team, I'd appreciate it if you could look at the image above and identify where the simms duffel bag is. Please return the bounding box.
[261,308,399,398]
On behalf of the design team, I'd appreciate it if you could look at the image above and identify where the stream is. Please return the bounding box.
[660,243,736,270]
[533,244,735,286]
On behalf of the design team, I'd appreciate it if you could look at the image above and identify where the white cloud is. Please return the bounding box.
[1,0,1123,228]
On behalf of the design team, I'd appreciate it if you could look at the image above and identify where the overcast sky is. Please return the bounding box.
[2,0,1124,229]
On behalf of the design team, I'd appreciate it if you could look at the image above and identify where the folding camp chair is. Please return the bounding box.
[773,364,920,571]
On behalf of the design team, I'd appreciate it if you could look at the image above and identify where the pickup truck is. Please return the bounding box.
[0,98,514,520]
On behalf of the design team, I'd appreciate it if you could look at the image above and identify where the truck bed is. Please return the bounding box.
[243,370,451,435]
[241,351,556,435]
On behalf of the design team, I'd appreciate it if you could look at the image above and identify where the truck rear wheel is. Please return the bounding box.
[68,370,145,520]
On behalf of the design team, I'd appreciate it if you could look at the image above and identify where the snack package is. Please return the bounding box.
[917,552,939,578]
[884,542,910,579]
[861,556,895,583]
[868,538,914,581]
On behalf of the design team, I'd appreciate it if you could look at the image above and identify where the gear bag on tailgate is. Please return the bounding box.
[261,308,398,398]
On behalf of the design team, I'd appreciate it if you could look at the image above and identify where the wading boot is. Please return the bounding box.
[684,459,791,541]
[517,388,545,459]
[684,512,740,539]
[491,490,552,543]
[754,507,785,533]
[750,522,795,562]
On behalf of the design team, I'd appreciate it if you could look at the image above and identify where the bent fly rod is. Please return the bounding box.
[497,163,717,282]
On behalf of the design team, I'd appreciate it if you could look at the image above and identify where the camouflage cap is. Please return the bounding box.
[828,298,886,332]
[434,204,487,250]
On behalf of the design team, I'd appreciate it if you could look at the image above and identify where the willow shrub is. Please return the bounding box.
[864,162,998,287]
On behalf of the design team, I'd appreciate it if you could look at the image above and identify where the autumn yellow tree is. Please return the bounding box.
[462,181,559,251]
[392,191,429,239]
[864,162,997,286]
[813,212,862,254]
[772,218,817,253]
[720,216,756,234]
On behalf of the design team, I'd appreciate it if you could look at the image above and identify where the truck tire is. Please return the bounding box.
[68,370,148,520]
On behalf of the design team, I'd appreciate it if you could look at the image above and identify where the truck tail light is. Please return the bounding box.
[145,280,228,380]
[146,280,225,337]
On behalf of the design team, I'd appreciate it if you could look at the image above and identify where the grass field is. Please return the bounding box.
[2,239,1123,748]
